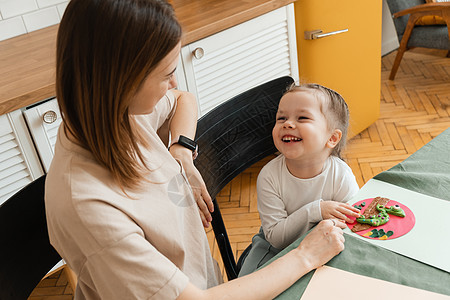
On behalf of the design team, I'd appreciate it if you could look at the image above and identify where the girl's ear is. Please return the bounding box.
[326,129,342,149]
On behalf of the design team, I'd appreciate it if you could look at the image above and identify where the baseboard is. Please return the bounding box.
[382,38,399,57]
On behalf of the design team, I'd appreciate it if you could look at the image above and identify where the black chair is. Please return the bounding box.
[194,76,294,280]
[0,175,64,299]
[386,0,450,80]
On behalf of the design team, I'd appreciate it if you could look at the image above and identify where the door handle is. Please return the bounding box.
[304,29,348,40]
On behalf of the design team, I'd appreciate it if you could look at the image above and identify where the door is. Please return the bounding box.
[23,98,62,172]
[0,110,43,205]
[294,0,382,137]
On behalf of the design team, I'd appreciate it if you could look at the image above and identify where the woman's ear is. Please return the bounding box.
[326,129,342,149]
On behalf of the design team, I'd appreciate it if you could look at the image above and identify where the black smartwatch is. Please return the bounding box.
[170,135,198,160]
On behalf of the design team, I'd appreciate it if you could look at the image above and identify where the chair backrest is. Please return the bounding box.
[387,0,426,36]
[0,175,61,300]
[194,76,294,280]
[387,0,450,50]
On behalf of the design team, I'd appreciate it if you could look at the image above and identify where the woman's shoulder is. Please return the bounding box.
[46,128,122,211]
[46,145,117,208]
[46,141,139,245]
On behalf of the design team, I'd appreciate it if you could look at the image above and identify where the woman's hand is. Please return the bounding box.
[169,144,214,227]
[178,219,347,300]
[183,161,214,227]
[296,219,346,270]
[320,201,361,223]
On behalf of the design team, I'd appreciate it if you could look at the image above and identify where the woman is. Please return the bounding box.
[45,0,346,299]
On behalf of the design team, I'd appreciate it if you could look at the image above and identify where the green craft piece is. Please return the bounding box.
[367,229,394,239]
[356,201,406,229]
[384,204,406,217]
[356,209,390,227]
[369,229,380,238]
[376,204,406,217]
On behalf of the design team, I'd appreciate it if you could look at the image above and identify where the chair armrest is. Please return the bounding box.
[394,2,450,19]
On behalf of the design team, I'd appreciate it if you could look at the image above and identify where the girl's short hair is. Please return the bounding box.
[285,83,350,158]
[56,0,182,190]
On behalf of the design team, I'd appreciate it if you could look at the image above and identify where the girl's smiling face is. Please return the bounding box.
[272,90,339,163]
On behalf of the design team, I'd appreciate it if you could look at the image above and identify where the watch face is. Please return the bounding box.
[178,135,197,152]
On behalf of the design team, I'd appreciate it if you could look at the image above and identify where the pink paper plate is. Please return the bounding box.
[347,198,415,240]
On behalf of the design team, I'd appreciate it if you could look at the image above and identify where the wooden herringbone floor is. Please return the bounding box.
[29,48,449,298]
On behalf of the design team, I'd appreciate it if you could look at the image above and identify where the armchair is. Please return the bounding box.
[386,0,450,80]
[0,175,76,299]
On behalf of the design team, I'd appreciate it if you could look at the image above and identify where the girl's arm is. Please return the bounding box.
[178,219,346,300]
[168,90,214,227]
[259,193,322,249]
[321,160,361,222]
[257,169,322,249]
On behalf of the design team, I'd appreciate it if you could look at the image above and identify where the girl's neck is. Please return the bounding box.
[284,155,330,179]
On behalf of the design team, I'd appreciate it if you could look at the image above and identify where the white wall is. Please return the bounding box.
[0,0,401,53]
[0,0,69,42]
[381,0,400,56]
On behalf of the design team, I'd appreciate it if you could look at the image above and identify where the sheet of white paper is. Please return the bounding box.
[300,266,450,300]
[344,179,450,273]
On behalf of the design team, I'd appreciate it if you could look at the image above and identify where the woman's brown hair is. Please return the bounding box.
[56,0,182,190]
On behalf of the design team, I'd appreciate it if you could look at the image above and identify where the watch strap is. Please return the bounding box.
[169,135,198,159]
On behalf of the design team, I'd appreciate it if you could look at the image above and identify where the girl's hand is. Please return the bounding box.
[296,219,346,270]
[320,201,361,223]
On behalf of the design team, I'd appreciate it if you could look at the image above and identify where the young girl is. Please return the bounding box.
[257,83,361,250]
[45,1,347,299]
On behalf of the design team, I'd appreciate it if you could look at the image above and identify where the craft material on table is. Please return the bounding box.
[300,266,450,300]
[347,197,415,240]
[344,179,450,273]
